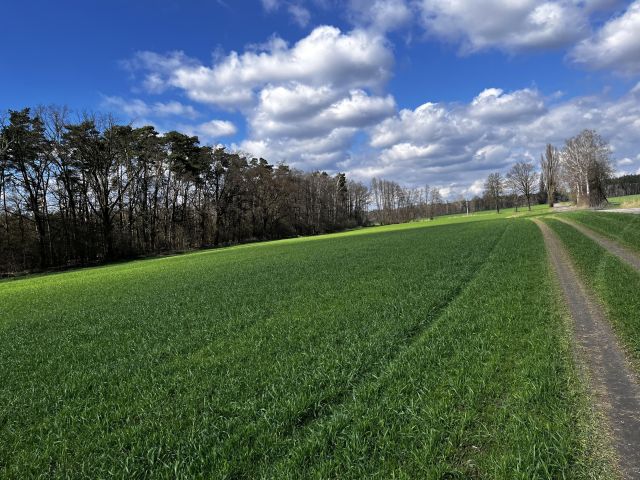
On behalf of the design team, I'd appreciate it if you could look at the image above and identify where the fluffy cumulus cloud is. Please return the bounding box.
[237,85,394,168]
[469,88,546,122]
[350,84,640,196]
[113,5,640,195]
[240,127,357,168]
[128,26,395,169]
[256,0,625,58]
[183,120,238,140]
[250,88,395,139]
[130,26,393,108]
[100,96,235,142]
[417,0,595,52]
[571,0,640,74]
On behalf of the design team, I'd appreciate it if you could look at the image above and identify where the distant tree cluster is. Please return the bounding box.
[369,178,510,224]
[0,108,369,274]
[483,129,615,212]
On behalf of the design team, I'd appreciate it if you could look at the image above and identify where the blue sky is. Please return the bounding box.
[2,0,639,196]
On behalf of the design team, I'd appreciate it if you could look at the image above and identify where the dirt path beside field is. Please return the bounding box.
[599,208,640,215]
[534,219,640,479]
[556,217,640,272]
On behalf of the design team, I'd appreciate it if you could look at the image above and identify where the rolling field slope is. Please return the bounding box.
[0,218,609,478]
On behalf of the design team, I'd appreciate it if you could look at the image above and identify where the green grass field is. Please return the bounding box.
[544,217,640,369]
[608,193,640,207]
[0,216,611,478]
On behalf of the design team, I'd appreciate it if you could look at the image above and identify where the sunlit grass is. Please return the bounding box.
[0,215,611,477]
[607,193,640,208]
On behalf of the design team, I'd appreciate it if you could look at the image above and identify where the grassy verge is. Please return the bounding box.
[562,211,640,253]
[544,218,640,369]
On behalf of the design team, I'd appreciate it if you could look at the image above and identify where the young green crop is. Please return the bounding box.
[0,218,610,478]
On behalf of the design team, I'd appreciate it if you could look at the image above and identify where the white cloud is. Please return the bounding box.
[194,119,237,137]
[470,88,546,122]
[130,26,393,108]
[571,0,640,74]
[116,12,640,195]
[251,88,395,138]
[260,0,280,12]
[380,143,448,165]
[417,0,591,52]
[153,101,199,118]
[255,83,341,122]
[126,26,397,171]
[348,0,412,32]
[239,127,356,168]
[181,119,238,142]
[467,179,486,196]
[102,96,199,119]
[287,4,311,27]
[238,88,395,169]
[370,101,479,149]
[353,84,640,196]
[260,0,312,26]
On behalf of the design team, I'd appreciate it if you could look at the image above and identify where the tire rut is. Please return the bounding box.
[556,217,640,271]
[534,219,640,478]
[282,222,511,434]
[240,223,513,479]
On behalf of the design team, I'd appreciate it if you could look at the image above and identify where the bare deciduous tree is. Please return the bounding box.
[429,187,442,220]
[540,144,560,207]
[484,172,504,214]
[561,130,612,207]
[506,161,539,211]
[505,172,520,212]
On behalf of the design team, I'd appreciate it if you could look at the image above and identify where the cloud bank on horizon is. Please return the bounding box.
[111,0,640,197]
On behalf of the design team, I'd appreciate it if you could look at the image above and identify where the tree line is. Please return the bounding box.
[0,107,369,274]
[368,178,524,225]
[607,174,640,198]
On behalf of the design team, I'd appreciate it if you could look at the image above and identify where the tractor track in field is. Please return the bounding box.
[556,217,640,272]
[234,223,514,478]
[282,224,511,434]
[534,219,640,479]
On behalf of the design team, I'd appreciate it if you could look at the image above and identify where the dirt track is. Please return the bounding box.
[556,217,640,272]
[599,208,640,215]
[534,219,640,478]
